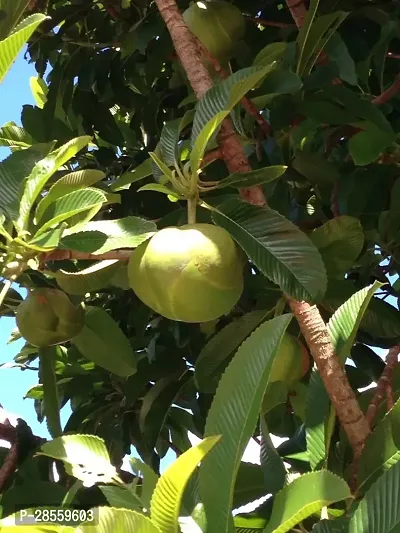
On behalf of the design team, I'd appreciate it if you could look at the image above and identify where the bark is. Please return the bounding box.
[285,0,307,28]
[372,74,400,105]
[0,442,17,493]
[366,345,400,425]
[287,299,371,458]
[154,0,266,206]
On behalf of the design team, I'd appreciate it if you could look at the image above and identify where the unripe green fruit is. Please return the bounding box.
[270,334,310,387]
[16,288,85,347]
[183,0,245,60]
[128,223,244,323]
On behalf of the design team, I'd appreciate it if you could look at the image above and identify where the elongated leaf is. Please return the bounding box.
[54,260,122,295]
[349,127,395,166]
[111,158,153,191]
[309,519,348,533]
[17,136,91,231]
[199,314,292,533]
[296,0,319,74]
[358,397,400,492]
[192,65,276,149]
[29,76,48,108]
[0,0,31,38]
[159,118,182,167]
[130,457,159,510]
[293,151,339,185]
[310,216,364,278]
[80,507,160,533]
[260,417,286,495]
[264,471,350,533]
[35,169,105,223]
[216,166,287,190]
[137,183,184,200]
[233,462,269,509]
[71,306,137,377]
[350,461,400,533]
[212,197,327,302]
[306,283,380,469]
[253,42,288,67]
[0,142,52,218]
[0,121,33,150]
[195,310,269,393]
[39,346,62,438]
[190,111,229,176]
[35,188,107,236]
[39,435,117,486]
[60,216,156,255]
[0,13,47,84]
[99,486,143,511]
[151,437,220,533]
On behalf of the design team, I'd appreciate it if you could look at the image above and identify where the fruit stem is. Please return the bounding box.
[187,195,197,224]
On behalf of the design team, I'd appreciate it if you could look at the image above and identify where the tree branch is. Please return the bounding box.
[0,442,18,493]
[287,299,370,459]
[40,249,132,263]
[246,16,294,29]
[285,0,307,29]
[366,345,400,426]
[153,0,266,206]
[372,74,400,106]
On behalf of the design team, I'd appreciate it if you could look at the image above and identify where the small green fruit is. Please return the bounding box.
[128,223,244,323]
[183,0,245,60]
[270,334,310,387]
[16,288,85,347]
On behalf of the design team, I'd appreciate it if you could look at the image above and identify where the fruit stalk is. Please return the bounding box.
[187,196,197,224]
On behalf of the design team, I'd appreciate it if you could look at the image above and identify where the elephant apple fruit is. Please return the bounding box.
[16,288,85,347]
[270,334,310,387]
[128,223,244,322]
[183,0,245,60]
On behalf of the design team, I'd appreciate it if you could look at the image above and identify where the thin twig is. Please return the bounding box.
[366,346,400,426]
[246,16,295,28]
[40,249,133,262]
[372,74,400,106]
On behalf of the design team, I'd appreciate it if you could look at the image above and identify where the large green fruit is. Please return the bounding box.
[16,288,85,347]
[183,0,245,60]
[270,334,310,387]
[128,223,244,323]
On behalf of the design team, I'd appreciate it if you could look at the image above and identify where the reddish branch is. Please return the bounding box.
[287,299,370,459]
[201,148,222,166]
[153,0,266,206]
[285,0,307,29]
[372,74,400,106]
[0,442,18,493]
[40,249,132,263]
[247,16,294,29]
[366,345,400,425]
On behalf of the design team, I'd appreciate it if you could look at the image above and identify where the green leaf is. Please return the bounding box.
[151,436,220,533]
[39,435,117,486]
[325,33,357,85]
[191,65,276,151]
[59,216,156,255]
[38,346,62,439]
[292,151,339,184]
[199,314,293,533]
[34,188,107,236]
[194,310,269,393]
[29,76,48,109]
[233,461,270,509]
[212,197,327,302]
[190,111,229,176]
[111,158,153,191]
[71,306,137,377]
[148,151,175,182]
[99,486,143,511]
[264,471,350,533]
[130,457,159,509]
[137,183,184,200]
[253,42,289,67]
[0,121,33,150]
[310,216,364,278]
[350,461,400,533]
[159,118,182,168]
[35,169,105,223]
[260,417,287,495]
[216,166,287,190]
[297,0,320,75]
[348,126,395,166]
[358,397,400,492]
[80,507,160,533]
[54,260,122,295]
[0,13,48,84]
[351,344,385,382]
[17,136,92,231]
[0,0,31,38]
[0,142,52,219]
[306,283,380,469]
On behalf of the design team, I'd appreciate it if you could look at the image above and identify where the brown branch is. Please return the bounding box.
[366,345,400,426]
[372,74,400,106]
[246,16,295,29]
[154,0,266,206]
[287,299,370,459]
[0,442,18,493]
[388,52,400,60]
[201,148,222,166]
[285,0,307,29]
